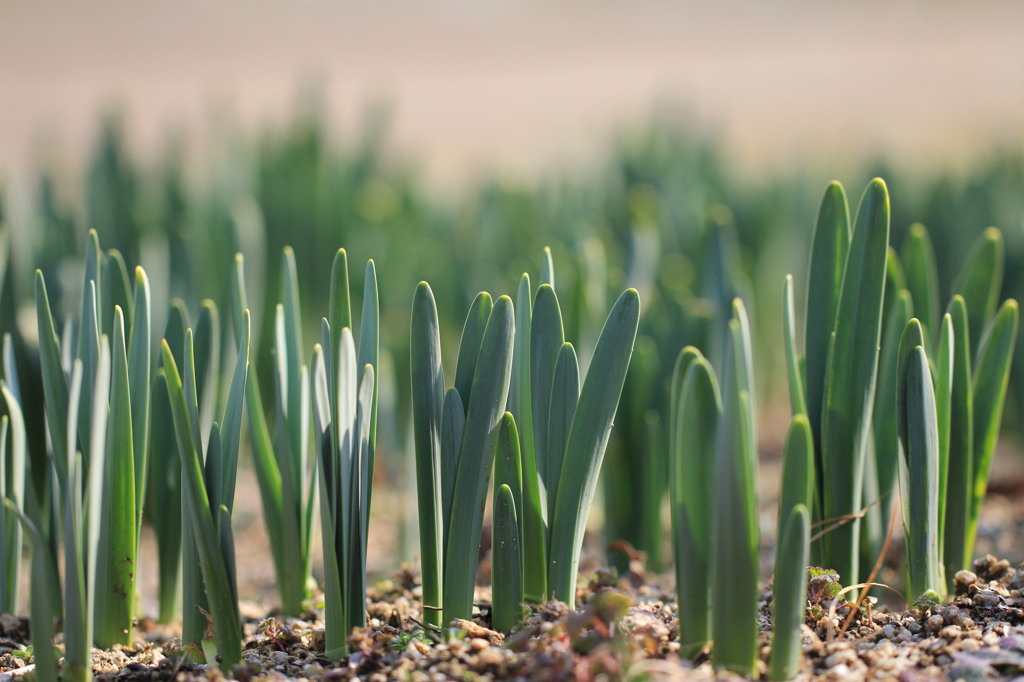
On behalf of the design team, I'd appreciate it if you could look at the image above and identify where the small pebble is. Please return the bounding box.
[955,570,979,592]
[823,649,856,668]
[974,592,1002,607]
[955,615,975,629]
[939,626,962,640]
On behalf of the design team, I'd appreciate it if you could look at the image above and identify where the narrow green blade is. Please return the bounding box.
[443,295,514,622]
[95,308,137,648]
[162,340,242,666]
[670,348,720,657]
[493,412,524,580]
[148,370,182,624]
[548,289,640,607]
[193,301,221,442]
[804,182,851,464]
[934,314,954,557]
[329,249,353,349]
[218,310,250,513]
[356,260,379,506]
[410,282,444,627]
[348,365,375,633]
[440,386,465,551]
[897,344,942,600]
[127,268,151,527]
[902,224,940,343]
[530,284,565,517]
[871,289,913,544]
[541,246,555,288]
[952,228,1004,360]
[35,271,70,485]
[0,394,24,616]
[943,296,973,584]
[967,299,1018,554]
[453,292,494,413]
[777,415,814,546]
[492,483,524,634]
[311,344,349,659]
[820,179,889,588]
[510,273,547,602]
[711,301,760,676]
[64,358,91,681]
[545,342,579,527]
[769,504,810,682]
[103,249,133,335]
[3,499,58,682]
[782,275,807,417]
[279,247,306,495]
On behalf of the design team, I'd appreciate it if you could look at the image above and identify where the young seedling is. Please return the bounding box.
[492,413,525,633]
[896,319,944,601]
[770,504,810,681]
[161,309,250,666]
[711,299,760,676]
[787,180,889,587]
[669,346,721,656]
[231,250,316,616]
[30,232,152,652]
[310,251,379,659]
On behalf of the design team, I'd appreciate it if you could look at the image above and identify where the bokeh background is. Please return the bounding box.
[1,0,1023,611]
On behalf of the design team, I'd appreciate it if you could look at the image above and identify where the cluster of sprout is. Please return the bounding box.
[0,177,1017,681]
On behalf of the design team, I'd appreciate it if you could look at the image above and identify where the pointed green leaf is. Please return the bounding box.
[128,268,151,527]
[162,339,242,666]
[804,181,850,452]
[897,345,943,600]
[548,289,640,607]
[3,498,57,682]
[943,296,973,583]
[454,292,494,412]
[492,483,523,634]
[778,415,814,544]
[193,300,220,442]
[95,307,137,648]
[711,301,760,676]
[545,342,579,526]
[440,386,465,550]
[410,282,444,627]
[953,228,1004,360]
[783,275,807,417]
[769,504,810,681]
[35,271,70,485]
[872,289,913,541]
[903,224,940,343]
[509,273,547,602]
[443,295,514,621]
[356,259,379,504]
[820,178,889,588]
[311,343,346,656]
[103,249,132,329]
[218,310,250,513]
[494,412,524,579]
[934,314,954,553]
[541,246,555,288]
[530,284,564,519]
[968,299,1018,553]
[670,348,721,656]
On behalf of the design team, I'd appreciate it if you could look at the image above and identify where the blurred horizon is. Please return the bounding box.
[2,0,1022,192]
